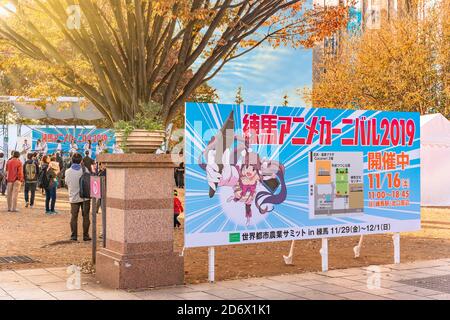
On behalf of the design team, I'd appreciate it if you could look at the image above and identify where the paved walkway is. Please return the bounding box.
[1,259,450,300]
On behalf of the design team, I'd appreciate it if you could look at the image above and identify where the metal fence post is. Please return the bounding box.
[91,197,97,264]
[101,176,106,247]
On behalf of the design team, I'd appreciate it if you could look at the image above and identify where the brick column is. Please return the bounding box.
[95,154,184,289]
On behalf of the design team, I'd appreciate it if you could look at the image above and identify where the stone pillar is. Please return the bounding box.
[95,154,184,289]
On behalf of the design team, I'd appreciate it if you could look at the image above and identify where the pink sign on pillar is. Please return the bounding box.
[90,176,101,199]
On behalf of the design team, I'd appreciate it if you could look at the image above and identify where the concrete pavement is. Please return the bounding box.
[1,258,450,300]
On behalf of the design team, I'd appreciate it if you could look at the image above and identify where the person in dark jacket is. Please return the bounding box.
[82,151,95,173]
[39,155,58,215]
[174,162,185,188]
[95,162,106,214]
[23,153,39,208]
[46,156,60,215]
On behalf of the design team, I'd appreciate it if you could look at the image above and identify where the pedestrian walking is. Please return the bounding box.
[23,153,39,208]
[49,156,61,177]
[65,153,91,241]
[42,156,59,214]
[5,151,24,212]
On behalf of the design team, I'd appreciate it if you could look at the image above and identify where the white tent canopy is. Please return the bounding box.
[0,96,104,121]
[421,113,450,207]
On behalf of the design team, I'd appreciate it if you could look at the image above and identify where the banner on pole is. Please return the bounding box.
[90,176,102,199]
[184,103,421,248]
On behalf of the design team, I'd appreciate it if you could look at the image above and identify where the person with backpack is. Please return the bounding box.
[49,155,61,177]
[65,153,91,242]
[38,156,51,212]
[40,155,59,215]
[23,153,39,208]
[5,151,24,212]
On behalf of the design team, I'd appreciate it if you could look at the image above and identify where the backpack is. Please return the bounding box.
[46,168,57,189]
[25,162,37,182]
[79,166,91,199]
[38,167,49,189]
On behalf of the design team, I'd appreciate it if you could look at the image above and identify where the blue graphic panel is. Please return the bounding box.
[31,126,115,159]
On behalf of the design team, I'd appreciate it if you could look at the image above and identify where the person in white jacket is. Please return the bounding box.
[65,153,91,241]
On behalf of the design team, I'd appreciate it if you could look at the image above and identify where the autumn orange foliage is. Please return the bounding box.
[303,1,449,117]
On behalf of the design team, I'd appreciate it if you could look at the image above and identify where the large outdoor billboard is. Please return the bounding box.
[184,103,421,248]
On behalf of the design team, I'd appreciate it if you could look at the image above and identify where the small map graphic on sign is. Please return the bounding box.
[309,152,364,218]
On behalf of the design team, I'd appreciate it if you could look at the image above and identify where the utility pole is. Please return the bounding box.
[1,102,8,156]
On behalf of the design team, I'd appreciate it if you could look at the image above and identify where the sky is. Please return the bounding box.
[208,45,313,107]
[206,0,315,108]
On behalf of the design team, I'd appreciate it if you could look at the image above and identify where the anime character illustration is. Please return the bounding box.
[199,112,287,226]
